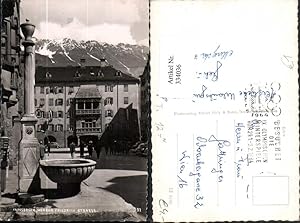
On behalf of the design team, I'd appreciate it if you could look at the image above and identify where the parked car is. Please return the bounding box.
[140,147,148,157]
[130,142,147,154]
[49,142,60,149]
[134,142,148,157]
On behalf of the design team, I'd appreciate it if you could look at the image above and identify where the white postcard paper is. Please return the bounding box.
[151,0,299,221]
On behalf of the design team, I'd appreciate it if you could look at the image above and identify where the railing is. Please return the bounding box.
[76,127,101,133]
[75,109,101,115]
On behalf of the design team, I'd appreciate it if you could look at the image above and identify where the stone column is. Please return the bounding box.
[18,21,41,194]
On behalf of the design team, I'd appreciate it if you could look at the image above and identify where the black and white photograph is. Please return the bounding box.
[0,0,149,221]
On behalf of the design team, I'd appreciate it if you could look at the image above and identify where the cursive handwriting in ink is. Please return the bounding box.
[178,150,190,188]
[197,45,234,62]
[155,122,167,143]
[158,199,169,222]
[209,135,231,182]
[177,175,188,188]
[234,155,250,178]
[240,82,281,117]
[197,61,222,82]
[193,85,235,101]
[190,136,207,208]
[155,94,168,112]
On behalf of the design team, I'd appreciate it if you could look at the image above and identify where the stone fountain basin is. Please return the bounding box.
[40,159,96,184]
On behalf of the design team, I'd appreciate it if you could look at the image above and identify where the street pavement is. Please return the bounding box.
[0,148,148,221]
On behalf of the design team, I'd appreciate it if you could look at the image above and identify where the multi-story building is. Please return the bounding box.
[0,0,24,165]
[34,61,140,147]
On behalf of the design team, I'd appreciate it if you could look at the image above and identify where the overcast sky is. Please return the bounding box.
[20,0,149,45]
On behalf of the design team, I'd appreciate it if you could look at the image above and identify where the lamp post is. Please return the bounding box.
[18,19,41,194]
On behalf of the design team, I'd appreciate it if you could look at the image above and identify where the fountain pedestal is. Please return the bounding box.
[17,21,43,201]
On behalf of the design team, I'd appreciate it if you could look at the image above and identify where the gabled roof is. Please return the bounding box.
[35,65,139,84]
[75,85,101,98]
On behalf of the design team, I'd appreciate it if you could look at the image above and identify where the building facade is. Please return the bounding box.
[0,0,24,165]
[34,63,140,147]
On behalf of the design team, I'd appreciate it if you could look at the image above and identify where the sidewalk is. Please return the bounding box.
[48,147,89,154]
[0,151,147,221]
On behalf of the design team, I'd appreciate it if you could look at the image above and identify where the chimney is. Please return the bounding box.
[80,58,86,67]
[100,58,108,67]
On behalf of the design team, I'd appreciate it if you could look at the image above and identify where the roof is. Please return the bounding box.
[35,65,139,84]
[75,85,101,98]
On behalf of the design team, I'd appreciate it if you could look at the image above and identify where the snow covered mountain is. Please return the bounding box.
[35,38,149,77]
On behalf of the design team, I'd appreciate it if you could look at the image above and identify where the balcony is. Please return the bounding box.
[76,127,101,134]
[75,109,101,116]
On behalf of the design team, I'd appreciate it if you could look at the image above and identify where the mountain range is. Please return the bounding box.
[35,38,149,78]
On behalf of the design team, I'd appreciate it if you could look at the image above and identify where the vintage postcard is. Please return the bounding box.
[151,0,298,221]
[1,0,149,221]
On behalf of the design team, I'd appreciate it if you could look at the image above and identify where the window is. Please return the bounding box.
[55,98,63,106]
[48,124,54,131]
[105,110,113,117]
[105,85,113,92]
[50,86,54,93]
[46,88,50,94]
[86,102,92,109]
[34,99,37,107]
[124,97,129,104]
[45,111,49,119]
[45,72,52,78]
[11,70,18,89]
[93,102,99,109]
[81,119,97,128]
[57,87,63,94]
[68,86,74,94]
[66,98,70,106]
[124,84,128,92]
[115,70,121,76]
[74,70,81,78]
[97,70,104,76]
[104,97,113,106]
[68,125,73,131]
[78,102,84,109]
[40,111,45,118]
[52,111,57,118]
[48,110,53,120]
[40,87,45,94]
[57,111,63,118]
[40,98,45,107]
[49,98,54,106]
[37,125,41,132]
[56,124,63,132]
[36,110,41,118]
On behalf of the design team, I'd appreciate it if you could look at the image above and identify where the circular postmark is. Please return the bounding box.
[241,82,281,117]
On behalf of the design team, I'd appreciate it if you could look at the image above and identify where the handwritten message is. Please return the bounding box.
[152,0,298,221]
